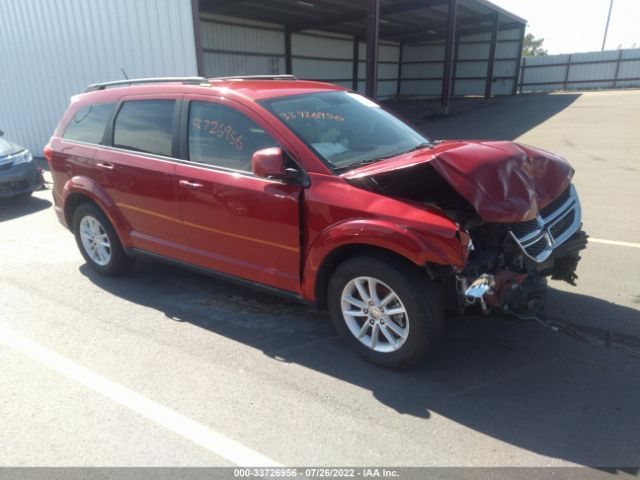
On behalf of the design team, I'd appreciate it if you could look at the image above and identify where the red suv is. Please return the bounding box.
[46,76,587,367]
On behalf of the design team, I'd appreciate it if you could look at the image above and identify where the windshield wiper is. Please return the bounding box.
[334,143,433,173]
[400,142,433,154]
[334,158,382,173]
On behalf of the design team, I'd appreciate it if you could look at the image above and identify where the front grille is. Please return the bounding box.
[540,186,571,217]
[506,184,581,262]
[0,161,13,171]
[508,218,539,237]
[526,237,548,257]
[550,209,575,240]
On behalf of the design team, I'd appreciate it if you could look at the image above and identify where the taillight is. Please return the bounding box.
[43,144,53,163]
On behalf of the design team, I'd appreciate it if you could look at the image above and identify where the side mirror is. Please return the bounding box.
[0,130,4,137]
[252,147,289,179]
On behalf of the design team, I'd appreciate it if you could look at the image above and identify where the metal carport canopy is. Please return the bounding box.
[196,0,526,109]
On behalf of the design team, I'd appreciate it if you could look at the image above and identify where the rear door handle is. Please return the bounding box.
[179,179,204,189]
[96,162,114,170]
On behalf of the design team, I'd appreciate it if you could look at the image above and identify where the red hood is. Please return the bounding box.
[342,140,574,223]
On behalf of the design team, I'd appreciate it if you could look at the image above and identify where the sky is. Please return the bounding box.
[490,0,640,54]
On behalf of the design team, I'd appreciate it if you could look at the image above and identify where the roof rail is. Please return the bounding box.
[85,76,209,92]
[210,75,298,81]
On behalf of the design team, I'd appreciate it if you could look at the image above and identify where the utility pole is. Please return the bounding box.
[602,0,614,51]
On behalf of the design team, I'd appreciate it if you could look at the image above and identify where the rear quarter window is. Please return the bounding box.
[62,103,115,144]
[113,100,175,157]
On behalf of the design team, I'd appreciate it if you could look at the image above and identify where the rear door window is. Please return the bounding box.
[63,103,115,144]
[187,101,277,171]
[113,100,175,157]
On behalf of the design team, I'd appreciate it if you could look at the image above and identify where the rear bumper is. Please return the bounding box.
[0,162,44,198]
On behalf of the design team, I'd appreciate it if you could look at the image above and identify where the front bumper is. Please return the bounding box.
[0,161,44,198]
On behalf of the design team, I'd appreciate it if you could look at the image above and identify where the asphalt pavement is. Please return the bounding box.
[1,90,639,472]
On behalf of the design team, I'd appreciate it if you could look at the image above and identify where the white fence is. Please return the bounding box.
[519,48,640,92]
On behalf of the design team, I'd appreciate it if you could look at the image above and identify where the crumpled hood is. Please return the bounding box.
[0,137,25,158]
[343,140,574,223]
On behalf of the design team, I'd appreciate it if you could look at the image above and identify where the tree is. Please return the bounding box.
[522,33,547,56]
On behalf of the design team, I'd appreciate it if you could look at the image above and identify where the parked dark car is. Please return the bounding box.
[46,76,587,368]
[0,130,44,198]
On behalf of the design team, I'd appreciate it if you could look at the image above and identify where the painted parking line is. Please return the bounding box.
[0,324,280,467]
[589,238,640,249]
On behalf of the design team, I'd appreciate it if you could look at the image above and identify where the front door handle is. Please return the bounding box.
[96,162,114,170]
[179,179,204,189]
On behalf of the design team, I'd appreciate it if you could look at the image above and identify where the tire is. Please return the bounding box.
[327,255,444,368]
[72,202,134,276]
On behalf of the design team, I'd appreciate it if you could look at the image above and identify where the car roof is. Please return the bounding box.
[72,79,349,106]
[208,78,348,100]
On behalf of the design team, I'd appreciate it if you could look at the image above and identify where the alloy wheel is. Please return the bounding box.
[79,215,112,266]
[340,276,410,353]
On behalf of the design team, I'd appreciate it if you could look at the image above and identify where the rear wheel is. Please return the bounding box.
[73,202,134,276]
[328,255,444,368]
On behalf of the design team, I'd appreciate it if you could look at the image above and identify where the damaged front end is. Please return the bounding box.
[458,184,588,317]
[344,140,588,318]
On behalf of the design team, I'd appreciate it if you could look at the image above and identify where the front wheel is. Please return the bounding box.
[328,255,444,368]
[73,202,134,276]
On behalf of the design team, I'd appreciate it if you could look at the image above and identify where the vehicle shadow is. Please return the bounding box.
[80,257,640,469]
[0,194,51,222]
[386,93,582,141]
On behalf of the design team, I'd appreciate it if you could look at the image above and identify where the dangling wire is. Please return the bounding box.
[528,313,640,360]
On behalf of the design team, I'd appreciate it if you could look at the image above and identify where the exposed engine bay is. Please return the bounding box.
[345,141,589,318]
[456,200,588,317]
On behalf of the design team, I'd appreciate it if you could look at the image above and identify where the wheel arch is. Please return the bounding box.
[301,217,464,307]
[63,192,93,231]
[310,243,426,310]
[62,176,132,245]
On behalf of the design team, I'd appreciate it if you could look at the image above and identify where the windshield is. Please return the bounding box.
[259,91,431,171]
